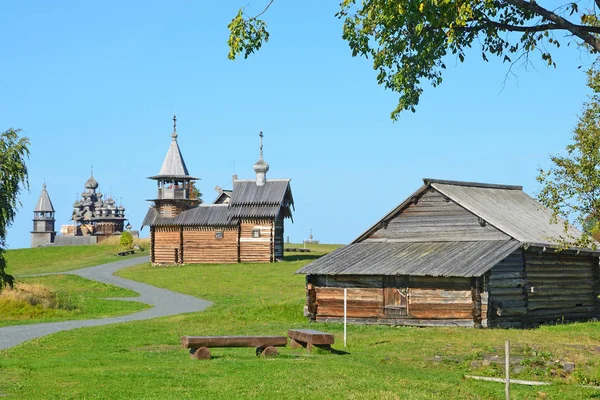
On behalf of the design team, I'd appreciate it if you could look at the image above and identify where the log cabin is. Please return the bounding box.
[297,178,600,328]
[142,117,294,265]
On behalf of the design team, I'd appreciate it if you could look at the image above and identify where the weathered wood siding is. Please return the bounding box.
[239,219,273,263]
[153,226,180,264]
[487,250,526,328]
[524,251,597,324]
[306,274,476,327]
[366,188,509,242]
[274,217,284,260]
[182,226,239,264]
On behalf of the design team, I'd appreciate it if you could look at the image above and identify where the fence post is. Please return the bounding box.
[505,340,510,400]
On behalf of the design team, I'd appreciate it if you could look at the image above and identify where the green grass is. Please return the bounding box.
[1,246,600,399]
[5,243,148,276]
[0,274,150,327]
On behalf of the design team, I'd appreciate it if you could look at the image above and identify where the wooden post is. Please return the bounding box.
[505,340,510,400]
[344,288,347,347]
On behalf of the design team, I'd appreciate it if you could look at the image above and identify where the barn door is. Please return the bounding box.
[383,276,408,316]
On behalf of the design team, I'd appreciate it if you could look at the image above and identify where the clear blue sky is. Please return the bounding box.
[1,1,595,249]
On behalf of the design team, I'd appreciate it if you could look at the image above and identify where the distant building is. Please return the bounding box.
[142,116,294,264]
[68,171,128,243]
[31,184,56,247]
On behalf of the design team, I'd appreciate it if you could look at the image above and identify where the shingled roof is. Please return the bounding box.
[299,178,595,278]
[34,184,54,212]
[142,204,237,227]
[229,179,294,219]
[354,178,585,246]
[297,240,522,277]
[148,133,197,180]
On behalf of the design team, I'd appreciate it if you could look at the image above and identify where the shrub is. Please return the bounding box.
[120,231,134,250]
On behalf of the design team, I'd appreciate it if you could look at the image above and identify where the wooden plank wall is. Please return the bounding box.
[366,188,510,242]
[182,226,239,264]
[239,219,273,263]
[307,274,476,327]
[273,217,284,260]
[153,227,180,264]
[524,251,597,324]
[487,249,526,328]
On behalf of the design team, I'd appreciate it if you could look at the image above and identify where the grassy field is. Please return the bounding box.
[0,274,150,327]
[5,240,149,276]
[1,243,600,399]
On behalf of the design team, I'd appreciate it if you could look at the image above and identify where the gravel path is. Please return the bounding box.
[0,256,212,350]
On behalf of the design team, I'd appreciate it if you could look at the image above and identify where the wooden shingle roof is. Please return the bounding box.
[34,184,55,212]
[297,240,521,277]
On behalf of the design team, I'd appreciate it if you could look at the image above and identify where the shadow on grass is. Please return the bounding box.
[282,253,324,262]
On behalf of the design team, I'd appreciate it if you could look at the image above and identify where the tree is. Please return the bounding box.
[537,67,600,249]
[229,1,600,119]
[120,231,134,250]
[0,128,30,291]
[189,181,203,204]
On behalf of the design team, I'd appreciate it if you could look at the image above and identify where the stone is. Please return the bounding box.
[560,361,575,373]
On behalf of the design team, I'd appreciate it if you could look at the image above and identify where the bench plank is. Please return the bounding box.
[181,335,287,349]
[288,329,334,345]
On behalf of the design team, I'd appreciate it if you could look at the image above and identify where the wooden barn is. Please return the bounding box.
[298,178,600,328]
[142,118,293,265]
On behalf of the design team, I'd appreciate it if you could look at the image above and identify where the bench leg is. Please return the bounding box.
[290,339,304,349]
[256,346,278,357]
[190,347,211,360]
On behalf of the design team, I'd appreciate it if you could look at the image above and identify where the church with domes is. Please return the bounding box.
[142,116,294,264]
[69,171,128,241]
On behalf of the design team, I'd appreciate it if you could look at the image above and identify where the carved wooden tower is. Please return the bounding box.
[147,115,200,218]
[31,184,56,247]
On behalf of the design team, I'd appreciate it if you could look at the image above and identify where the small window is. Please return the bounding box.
[215,231,224,239]
[252,229,261,238]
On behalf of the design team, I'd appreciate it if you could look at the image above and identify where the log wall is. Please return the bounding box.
[182,226,239,264]
[273,217,284,260]
[239,219,273,263]
[306,274,476,327]
[524,251,597,324]
[153,226,181,264]
[487,249,526,328]
[366,188,509,242]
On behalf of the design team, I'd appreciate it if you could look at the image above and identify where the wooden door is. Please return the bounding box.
[383,287,408,316]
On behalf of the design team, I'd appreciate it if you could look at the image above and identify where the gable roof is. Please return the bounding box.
[34,184,55,212]
[297,240,522,277]
[212,190,232,205]
[229,179,294,219]
[354,178,584,247]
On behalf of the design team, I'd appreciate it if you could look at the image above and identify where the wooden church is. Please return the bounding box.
[142,116,294,265]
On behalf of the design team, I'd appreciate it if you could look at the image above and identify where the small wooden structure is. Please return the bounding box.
[298,179,600,328]
[288,329,334,352]
[142,119,294,265]
[181,335,288,359]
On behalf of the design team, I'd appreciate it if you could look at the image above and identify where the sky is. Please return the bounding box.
[1,1,596,249]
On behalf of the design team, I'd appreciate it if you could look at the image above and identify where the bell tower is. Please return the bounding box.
[31,184,56,247]
[147,115,200,217]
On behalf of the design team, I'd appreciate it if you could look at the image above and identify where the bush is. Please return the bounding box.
[119,231,134,250]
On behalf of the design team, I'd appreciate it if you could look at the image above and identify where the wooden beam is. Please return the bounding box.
[181,336,287,349]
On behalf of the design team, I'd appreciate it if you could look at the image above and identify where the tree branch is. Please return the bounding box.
[247,0,274,21]
[505,0,600,51]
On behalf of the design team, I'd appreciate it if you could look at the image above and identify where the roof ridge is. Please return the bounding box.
[424,178,522,190]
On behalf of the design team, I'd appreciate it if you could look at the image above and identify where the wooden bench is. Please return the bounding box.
[181,335,288,360]
[116,250,134,256]
[288,329,334,352]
